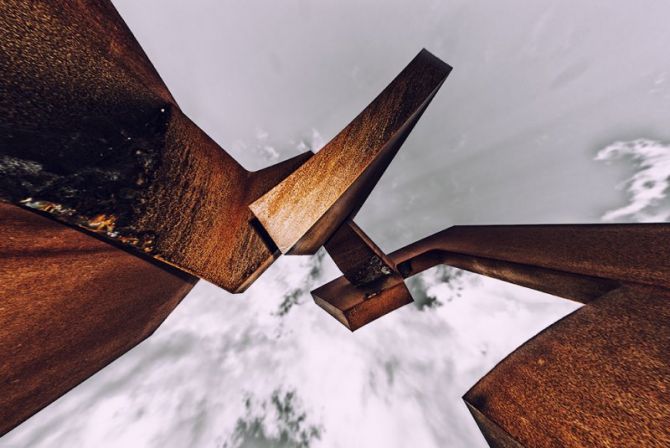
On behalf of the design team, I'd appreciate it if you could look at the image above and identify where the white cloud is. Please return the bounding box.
[596,139,670,222]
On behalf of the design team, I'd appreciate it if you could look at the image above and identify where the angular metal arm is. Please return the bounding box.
[313,223,670,329]
[312,223,670,446]
[250,50,451,254]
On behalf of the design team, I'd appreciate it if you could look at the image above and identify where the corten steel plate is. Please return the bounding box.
[325,220,398,286]
[391,224,670,291]
[0,202,197,436]
[250,49,452,255]
[464,285,670,448]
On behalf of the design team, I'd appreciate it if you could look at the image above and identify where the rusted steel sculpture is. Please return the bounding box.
[0,0,448,435]
[0,1,668,446]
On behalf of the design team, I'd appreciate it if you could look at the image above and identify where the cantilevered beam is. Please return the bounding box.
[313,224,670,329]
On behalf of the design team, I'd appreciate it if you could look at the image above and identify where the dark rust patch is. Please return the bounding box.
[1,106,170,252]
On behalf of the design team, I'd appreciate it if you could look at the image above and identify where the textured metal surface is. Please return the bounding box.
[0,0,312,292]
[250,50,451,255]
[466,404,526,448]
[0,203,197,436]
[313,274,412,331]
[464,285,670,448]
[325,220,397,285]
[394,224,670,291]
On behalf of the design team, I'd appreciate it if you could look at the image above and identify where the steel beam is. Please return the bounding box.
[313,224,670,330]
[250,50,451,254]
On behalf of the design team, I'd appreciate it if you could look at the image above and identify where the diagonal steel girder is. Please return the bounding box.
[250,50,451,255]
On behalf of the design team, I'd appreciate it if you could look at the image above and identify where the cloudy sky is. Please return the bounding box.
[3,1,670,447]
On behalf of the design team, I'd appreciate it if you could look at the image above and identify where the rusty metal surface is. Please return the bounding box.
[404,252,621,304]
[250,50,451,255]
[313,224,669,329]
[5,3,668,445]
[464,285,670,448]
[0,202,197,436]
[325,220,397,286]
[0,0,313,292]
[312,274,412,331]
[466,404,526,448]
[0,0,453,292]
[315,219,413,330]
[395,224,670,291]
